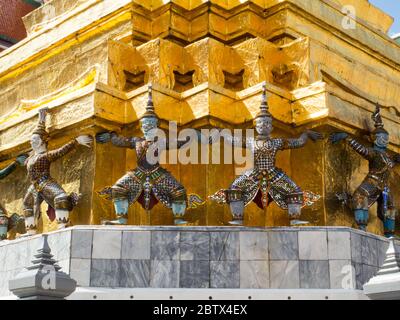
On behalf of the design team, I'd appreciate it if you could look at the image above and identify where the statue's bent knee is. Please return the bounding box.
[54,194,73,212]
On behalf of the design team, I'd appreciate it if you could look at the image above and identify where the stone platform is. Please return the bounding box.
[0,226,398,299]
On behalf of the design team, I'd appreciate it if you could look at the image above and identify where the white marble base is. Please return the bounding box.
[68,287,370,300]
[0,226,396,299]
[363,274,400,300]
[1,288,369,300]
[363,240,400,300]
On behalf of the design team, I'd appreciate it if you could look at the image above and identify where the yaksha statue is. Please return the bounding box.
[0,155,28,239]
[210,83,322,225]
[330,104,399,237]
[97,85,204,225]
[23,108,93,234]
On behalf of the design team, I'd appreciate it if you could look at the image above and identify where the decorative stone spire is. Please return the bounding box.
[9,234,76,300]
[141,84,158,120]
[255,82,272,119]
[26,234,61,272]
[363,239,400,300]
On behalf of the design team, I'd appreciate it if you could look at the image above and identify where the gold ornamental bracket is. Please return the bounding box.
[0,66,101,156]
[23,0,97,36]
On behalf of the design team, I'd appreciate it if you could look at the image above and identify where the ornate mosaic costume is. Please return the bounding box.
[331,104,399,236]
[211,83,321,224]
[98,85,203,224]
[346,137,396,215]
[99,134,188,211]
[230,138,306,210]
[23,117,79,225]
[211,136,318,214]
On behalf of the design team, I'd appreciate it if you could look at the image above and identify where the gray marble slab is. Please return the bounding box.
[57,259,70,274]
[121,231,151,260]
[240,260,269,289]
[394,240,400,254]
[151,231,180,260]
[70,258,91,287]
[362,264,378,285]
[0,246,8,272]
[361,236,378,266]
[120,259,150,288]
[329,260,354,289]
[351,232,362,264]
[328,231,351,260]
[240,231,268,260]
[377,240,389,268]
[268,231,298,260]
[299,260,330,289]
[180,232,210,261]
[25,236,43,266]
[210,261,240,288]
[210,232,239,261]
[92,231,122,259]
[269,260,299,289]
[299,231,328,260]
[4,243,25,272]
[150,260,180,288]
[352,262,363,290]
[179,260,209,288]
[47,230,72,261]
[71,230,93,259]
[90,259,121,287]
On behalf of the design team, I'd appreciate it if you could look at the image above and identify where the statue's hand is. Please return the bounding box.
[307,130,323,142]
[38,108,49,122]
[76,135,93,148]
[329,132,348,144]
[95,132,111,144]
[16,154,28,166]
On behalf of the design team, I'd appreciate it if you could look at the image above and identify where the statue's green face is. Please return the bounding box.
[255,117,273,137]
[374,133,389,149]
[140,117,158,140]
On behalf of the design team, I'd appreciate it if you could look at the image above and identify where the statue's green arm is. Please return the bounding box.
[110,133,137,149]
[280,130,323,150]
[345,137,371,159]
[0,161,18,180]
[281,133,308,150]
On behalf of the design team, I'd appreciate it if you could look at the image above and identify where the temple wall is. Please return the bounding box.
[0,0,399,236]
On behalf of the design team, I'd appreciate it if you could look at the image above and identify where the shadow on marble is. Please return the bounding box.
[180,232,210,261]
[180,260,209,288]
[210,261,239,288]
[210,232,239,261]
[299,260,330,289]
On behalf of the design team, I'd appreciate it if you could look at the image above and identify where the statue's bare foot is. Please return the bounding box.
[101,218,128,226]
[174,219,188,226]
[57,222,69,230]
[228,220,243,226]
[17,230,37,238]
[290,219,309,226]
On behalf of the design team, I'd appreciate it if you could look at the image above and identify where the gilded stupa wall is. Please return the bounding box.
[0,0,399,236]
